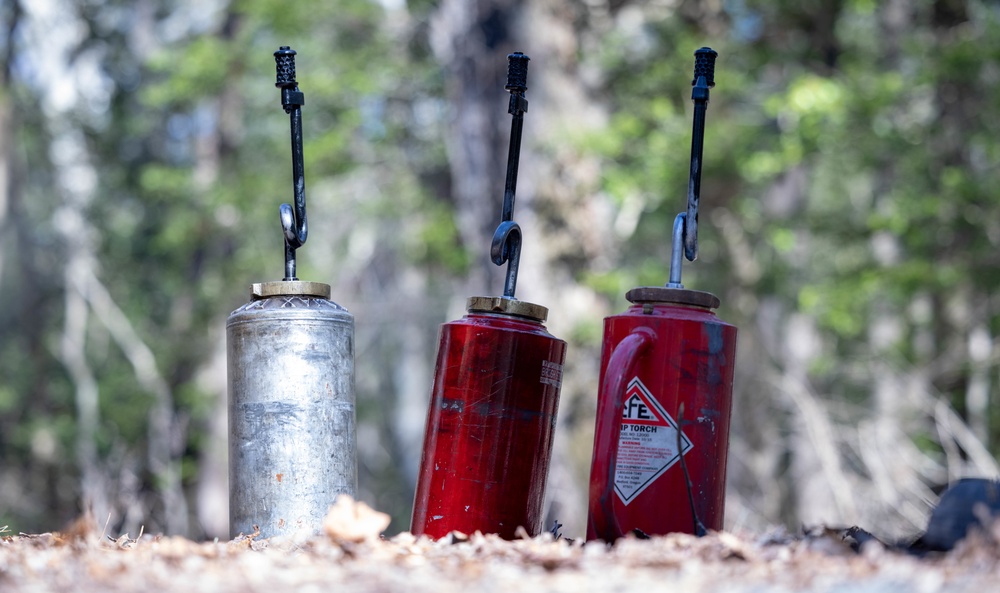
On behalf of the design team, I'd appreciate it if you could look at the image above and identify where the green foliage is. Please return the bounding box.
[143,37,233,108]
[406,198,470,274]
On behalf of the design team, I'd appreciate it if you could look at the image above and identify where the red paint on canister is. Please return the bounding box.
[412,297,566,540]
[588,287,736,541]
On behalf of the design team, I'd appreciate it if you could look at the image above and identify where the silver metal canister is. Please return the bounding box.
[226,280,357,538]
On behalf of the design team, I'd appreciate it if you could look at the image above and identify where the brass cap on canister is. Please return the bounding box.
[625,286,720,309]
[251,281,332,301]
[467,296,548,322]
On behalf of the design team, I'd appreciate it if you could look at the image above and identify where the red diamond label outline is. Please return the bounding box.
[614,377,693,505]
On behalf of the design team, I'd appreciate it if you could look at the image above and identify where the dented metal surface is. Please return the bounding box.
[226,289,357,539]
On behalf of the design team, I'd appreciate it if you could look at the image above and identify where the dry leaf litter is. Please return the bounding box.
[2,495,999,592]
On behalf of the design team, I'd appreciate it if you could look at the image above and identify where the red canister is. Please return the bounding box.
[411,297,566,539]
[587,287,737,541]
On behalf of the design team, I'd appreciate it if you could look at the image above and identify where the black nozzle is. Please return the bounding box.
[506,53,530,117]
[275,46,304,113]
[692,47,718,88]
[506,52,530,92]
[274,46,297,88]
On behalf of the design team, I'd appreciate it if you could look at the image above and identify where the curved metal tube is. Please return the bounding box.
[280,105,308,250]
[275,46,308,280]
[667,213,686,288]
[490,52,530,299]
[491,220,522,298]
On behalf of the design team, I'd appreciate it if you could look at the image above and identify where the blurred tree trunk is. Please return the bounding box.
[430,0,525,298]
[187,9,244,541]
[0,2,13,289]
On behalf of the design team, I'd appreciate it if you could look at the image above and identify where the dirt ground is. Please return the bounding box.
[2,497,999,593]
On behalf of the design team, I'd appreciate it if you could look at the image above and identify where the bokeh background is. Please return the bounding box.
[2,0,1000,541]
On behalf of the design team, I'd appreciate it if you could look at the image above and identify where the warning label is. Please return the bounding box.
[614,377,693,505]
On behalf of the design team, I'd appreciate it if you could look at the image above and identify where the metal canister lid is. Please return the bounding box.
[467,296,548,322]
[251,280,332,301]
[625,286,720,309]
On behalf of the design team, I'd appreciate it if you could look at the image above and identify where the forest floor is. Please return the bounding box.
[2,497,999,592]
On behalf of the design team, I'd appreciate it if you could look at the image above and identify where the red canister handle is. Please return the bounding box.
[588,328,656,542]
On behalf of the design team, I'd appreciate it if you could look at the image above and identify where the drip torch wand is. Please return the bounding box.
[669,47,717,287]
[490,52,530,299]
[274,46,308,281]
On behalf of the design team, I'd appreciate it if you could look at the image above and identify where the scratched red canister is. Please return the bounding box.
[411,296,566,539]
[587,286,737,541]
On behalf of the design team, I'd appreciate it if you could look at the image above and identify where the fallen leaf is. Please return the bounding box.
[322,495,391,544]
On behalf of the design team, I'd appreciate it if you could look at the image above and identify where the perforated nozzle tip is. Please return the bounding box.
[692,47,718,88]
[505,52,530,92]
[274,46,297,88]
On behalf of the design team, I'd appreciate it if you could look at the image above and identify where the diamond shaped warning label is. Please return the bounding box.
[614,377,693,505]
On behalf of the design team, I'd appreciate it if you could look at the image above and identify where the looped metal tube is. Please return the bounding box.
[667,213,686,288]
[491,220,522,299]
[274,46,308,281]
[489,52,530,298]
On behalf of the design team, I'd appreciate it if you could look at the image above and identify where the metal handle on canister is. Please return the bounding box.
[588,328,656,542]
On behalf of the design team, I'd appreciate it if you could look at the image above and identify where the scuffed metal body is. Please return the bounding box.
[587,291,736,541]
[411,310,565,539]
[226,293,357,539]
